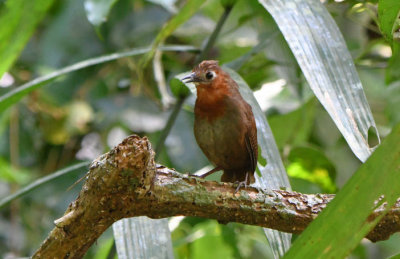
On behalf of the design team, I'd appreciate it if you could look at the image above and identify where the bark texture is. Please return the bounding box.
[33,135,400,258]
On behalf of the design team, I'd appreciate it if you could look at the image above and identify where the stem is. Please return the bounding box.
[195,6,233,64]
[155,97,185,160]
[226,30,279,70]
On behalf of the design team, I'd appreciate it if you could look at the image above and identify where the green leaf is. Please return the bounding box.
[0,45,197,113]
[388,253,400,259]
[169,78,190,98]
[287,146,337,193]
[378,0,400,44]
[259,0,380,162]
[93,236,115,259]
[378,0,400,84]
[140,0,204,68]
[386,42,400,84]
[0,0,54,78]
[191,221,234,259]
[84,0,119,28]
[284,124,400,258]
[0,158,31,184]
[269,98,316,150]
[0,161,89,209]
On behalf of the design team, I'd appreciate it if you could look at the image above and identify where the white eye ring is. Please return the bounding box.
[205,71,216,80]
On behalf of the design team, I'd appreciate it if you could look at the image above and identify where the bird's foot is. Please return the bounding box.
[234,181,248,193]
[233,172,250,193]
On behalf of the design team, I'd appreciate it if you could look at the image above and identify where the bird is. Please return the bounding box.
[182,60,258,190]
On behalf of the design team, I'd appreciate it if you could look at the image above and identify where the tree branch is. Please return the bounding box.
[33,135,400,258]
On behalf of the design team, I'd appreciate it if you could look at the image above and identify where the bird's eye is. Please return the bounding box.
[205,71,215,80]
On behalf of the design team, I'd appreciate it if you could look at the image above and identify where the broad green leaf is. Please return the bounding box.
[378,0,400,84]
[169,77,190,98]
[259,0,380,162]
[284,124,400,258]
[140,0,204,67]
[0,45,197,113]
[269,98,316,150]
[386,42,400,84]
[192,221,234,259]
[84,0,119,27]
[93,236,115,259]
[287,146,337,193]
[0,0,54,78]
[378,0,400,44]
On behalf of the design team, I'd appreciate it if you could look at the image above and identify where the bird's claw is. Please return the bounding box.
[234,180,248,193]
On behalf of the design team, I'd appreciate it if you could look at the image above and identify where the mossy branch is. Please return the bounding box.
[33,135,400,258]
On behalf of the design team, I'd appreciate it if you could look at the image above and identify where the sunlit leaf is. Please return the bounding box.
[378,0,400,43]
[93,236,115,259]
[386,42,400,84]
[259,0,380,162]
[191,221,235,259]
[287,146,337,193]
[0,0,54,78]
[284,124,400,258]
[378,0,400,83]
[84,0,119,28]
[146,0,178,13]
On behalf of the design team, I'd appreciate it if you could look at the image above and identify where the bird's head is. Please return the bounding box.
[182,60,221,85]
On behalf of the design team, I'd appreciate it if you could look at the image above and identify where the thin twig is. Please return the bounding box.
[195,6,233,63]
[226,30,279,70]
[0,162,90,209]
[155,97,185,160]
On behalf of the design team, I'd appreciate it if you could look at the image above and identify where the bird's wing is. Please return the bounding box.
[245,109,258,173]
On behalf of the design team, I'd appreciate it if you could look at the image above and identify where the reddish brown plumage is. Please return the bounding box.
[183,60,258,186]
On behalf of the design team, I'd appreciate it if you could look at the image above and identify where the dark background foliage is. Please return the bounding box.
[0,0,399,258]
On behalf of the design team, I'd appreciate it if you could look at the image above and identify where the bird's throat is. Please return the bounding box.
[195,83,229,121]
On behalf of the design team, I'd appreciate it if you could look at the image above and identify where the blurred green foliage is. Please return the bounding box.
[0,0,54,77]
[286,124,400,258]
[0,0,399,258]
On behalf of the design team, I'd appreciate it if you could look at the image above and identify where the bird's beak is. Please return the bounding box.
[181,72,201,83]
